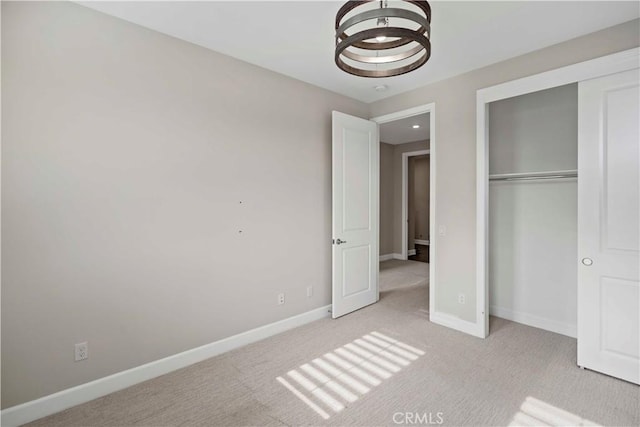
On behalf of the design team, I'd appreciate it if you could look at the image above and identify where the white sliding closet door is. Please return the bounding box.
[577,69,640,384]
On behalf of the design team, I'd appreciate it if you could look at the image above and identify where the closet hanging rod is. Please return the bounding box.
[489,170,578,182]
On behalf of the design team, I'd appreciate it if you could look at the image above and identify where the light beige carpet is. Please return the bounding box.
[27,260,639,426]
[380,259,428,292]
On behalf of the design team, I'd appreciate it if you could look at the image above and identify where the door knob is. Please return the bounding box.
[582,258,593,266]
[334,239,347,245]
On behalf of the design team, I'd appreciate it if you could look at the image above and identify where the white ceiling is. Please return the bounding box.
[79,1,639,103]
[380,113,430,145]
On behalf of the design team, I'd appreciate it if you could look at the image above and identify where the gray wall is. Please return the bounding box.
[369,18,640,322]
[379,143,395,255]
[489,84,578,175]
[1,1,368,408]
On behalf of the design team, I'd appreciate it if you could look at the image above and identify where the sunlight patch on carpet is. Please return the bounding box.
[276,331,425,419]
[509,396,600,426]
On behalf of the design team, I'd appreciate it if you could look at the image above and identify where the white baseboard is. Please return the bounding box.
[0,305,332,427]
[408,249,416,256]
[490,305,576,338]
[379,253,404,261]
[414,239,430,246]
[430,311,485,338]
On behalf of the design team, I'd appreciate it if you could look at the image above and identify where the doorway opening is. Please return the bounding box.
[330,104,436,319]
[371,104,435,314]
[404,151,430,264]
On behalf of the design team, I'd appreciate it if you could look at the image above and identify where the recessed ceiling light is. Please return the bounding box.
[374,85,388,92]
[412,125,420,129]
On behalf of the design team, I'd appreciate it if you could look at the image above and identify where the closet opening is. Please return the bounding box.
[486,83,578,338]
[475,49,638,383]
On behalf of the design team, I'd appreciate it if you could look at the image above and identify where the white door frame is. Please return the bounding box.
[371,103,436,316]
[402,150,430,260]
[476,47,640,338]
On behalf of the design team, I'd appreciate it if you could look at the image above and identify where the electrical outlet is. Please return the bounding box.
[307,286,313,298]
[75,342,88,361]
[458,293,466,304]
[278,293,285,305]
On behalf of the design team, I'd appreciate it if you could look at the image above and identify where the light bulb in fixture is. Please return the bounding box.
[412,125,420,129]
[375,14,388,42]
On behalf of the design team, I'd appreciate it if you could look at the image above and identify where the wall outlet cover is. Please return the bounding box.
[75,342,88,361]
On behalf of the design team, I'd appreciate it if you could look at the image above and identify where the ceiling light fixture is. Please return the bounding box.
[412,125,420,129]
[335,0,432,78]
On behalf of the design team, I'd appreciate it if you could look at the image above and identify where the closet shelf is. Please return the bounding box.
[489,169,578,182]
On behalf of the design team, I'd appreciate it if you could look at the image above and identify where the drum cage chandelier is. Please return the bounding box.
[334,0,432,78]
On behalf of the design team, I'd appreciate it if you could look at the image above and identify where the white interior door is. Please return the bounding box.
[577,68,640,384]
[332,111,379,318]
